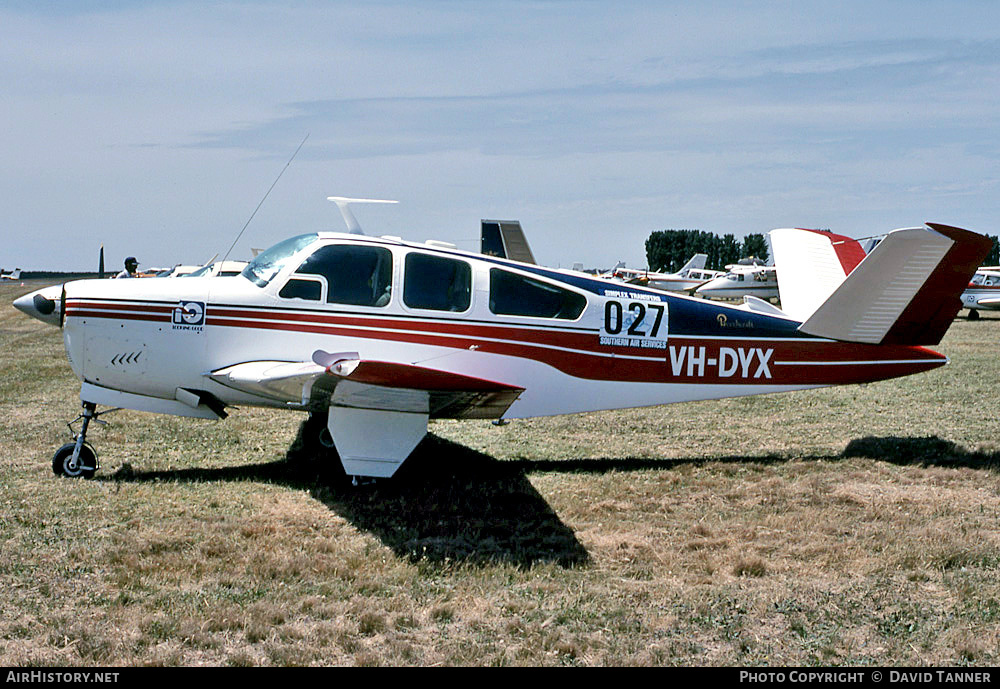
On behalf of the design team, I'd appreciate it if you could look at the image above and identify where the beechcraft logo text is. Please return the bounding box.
[172,301,205,332]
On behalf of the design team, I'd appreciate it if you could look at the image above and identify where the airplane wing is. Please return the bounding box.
[208,350,524,420]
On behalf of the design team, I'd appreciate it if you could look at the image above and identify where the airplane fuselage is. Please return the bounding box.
[961,270,1000,313]
[35,233,943,422]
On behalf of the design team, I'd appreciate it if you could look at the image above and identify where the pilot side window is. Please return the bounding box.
[279,277,322,301]
[489,269,587,320]
[403,253,471,312]
[283,244,392,307]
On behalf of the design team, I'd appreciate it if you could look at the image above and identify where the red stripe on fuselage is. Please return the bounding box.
[210,306,595,350]
[66,301,946,385]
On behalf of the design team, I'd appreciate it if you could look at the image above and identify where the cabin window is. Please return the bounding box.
[489,269,587,320]
[279,277,323,301]
[293,244,392,307]
[242,233,319,287]
[403,253,471,312]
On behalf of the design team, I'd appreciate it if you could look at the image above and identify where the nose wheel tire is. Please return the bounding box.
[52,442,98,479]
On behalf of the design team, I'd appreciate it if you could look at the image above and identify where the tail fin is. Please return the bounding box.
[481,220,536,264]
[782,223,991,345]
[676,253,708,274]
[770,229,867,321]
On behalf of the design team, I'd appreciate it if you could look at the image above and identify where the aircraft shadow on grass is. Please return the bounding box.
[510,436,1000,474]
[840,435,1000,470]
[102,411,999,569]
[104,415,590,569]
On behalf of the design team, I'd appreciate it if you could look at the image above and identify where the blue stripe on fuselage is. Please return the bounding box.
[468,254,806,339]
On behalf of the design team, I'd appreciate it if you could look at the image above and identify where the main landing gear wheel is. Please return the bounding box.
[52,442,98,479]
[969,309,981,321]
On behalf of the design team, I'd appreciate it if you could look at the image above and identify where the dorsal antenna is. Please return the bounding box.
[328,197,398,235]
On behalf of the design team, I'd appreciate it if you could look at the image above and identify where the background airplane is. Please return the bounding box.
[12,206,990,482]
[179,260,250,278]
[694,258,778,301]
[1,268,22,281]
[961,268,1000,319]
[599,254,723,293]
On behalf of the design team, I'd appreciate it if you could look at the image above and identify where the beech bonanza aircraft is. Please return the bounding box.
[12,209,990,481]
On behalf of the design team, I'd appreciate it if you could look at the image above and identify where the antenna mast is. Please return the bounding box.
[221,133,309,263]
[327,197,398,235]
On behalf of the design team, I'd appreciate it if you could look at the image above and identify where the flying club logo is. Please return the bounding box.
[172,301,206,332]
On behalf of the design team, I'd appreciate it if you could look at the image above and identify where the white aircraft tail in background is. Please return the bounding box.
[1,268,22,281]
[481,220,536,264]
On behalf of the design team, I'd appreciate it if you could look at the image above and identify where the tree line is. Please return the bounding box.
[987,236,1000,265]
[645,229,1000,274]
[644,229,769,273]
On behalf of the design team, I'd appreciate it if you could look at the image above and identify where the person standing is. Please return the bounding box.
[115,257,139,279]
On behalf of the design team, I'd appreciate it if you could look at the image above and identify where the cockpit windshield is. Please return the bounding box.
[241,234,319,287]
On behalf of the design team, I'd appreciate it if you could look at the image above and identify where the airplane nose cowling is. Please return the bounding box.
[13,285,64,327]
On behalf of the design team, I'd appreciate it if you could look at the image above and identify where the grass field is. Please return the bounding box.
[2,279,999,666]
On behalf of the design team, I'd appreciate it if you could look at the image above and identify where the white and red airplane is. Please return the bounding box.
[13,209,990,481]
[960,268,1000,320]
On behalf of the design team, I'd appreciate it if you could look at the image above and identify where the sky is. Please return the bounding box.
[3,1,1000,272]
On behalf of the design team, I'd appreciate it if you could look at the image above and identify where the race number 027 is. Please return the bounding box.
[604,300,665,338]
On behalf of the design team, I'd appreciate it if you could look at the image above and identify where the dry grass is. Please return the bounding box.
[2,280,1000,666]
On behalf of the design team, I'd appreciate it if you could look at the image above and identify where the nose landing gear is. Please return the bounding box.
[52,401,117,479]
[52,441,98,479]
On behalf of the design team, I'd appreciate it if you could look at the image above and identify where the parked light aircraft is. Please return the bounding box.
[695,259,779,301]
[1,268,22,281]
[960,268,1000,320]
[600,255,723,293]
[12,207,990,480]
